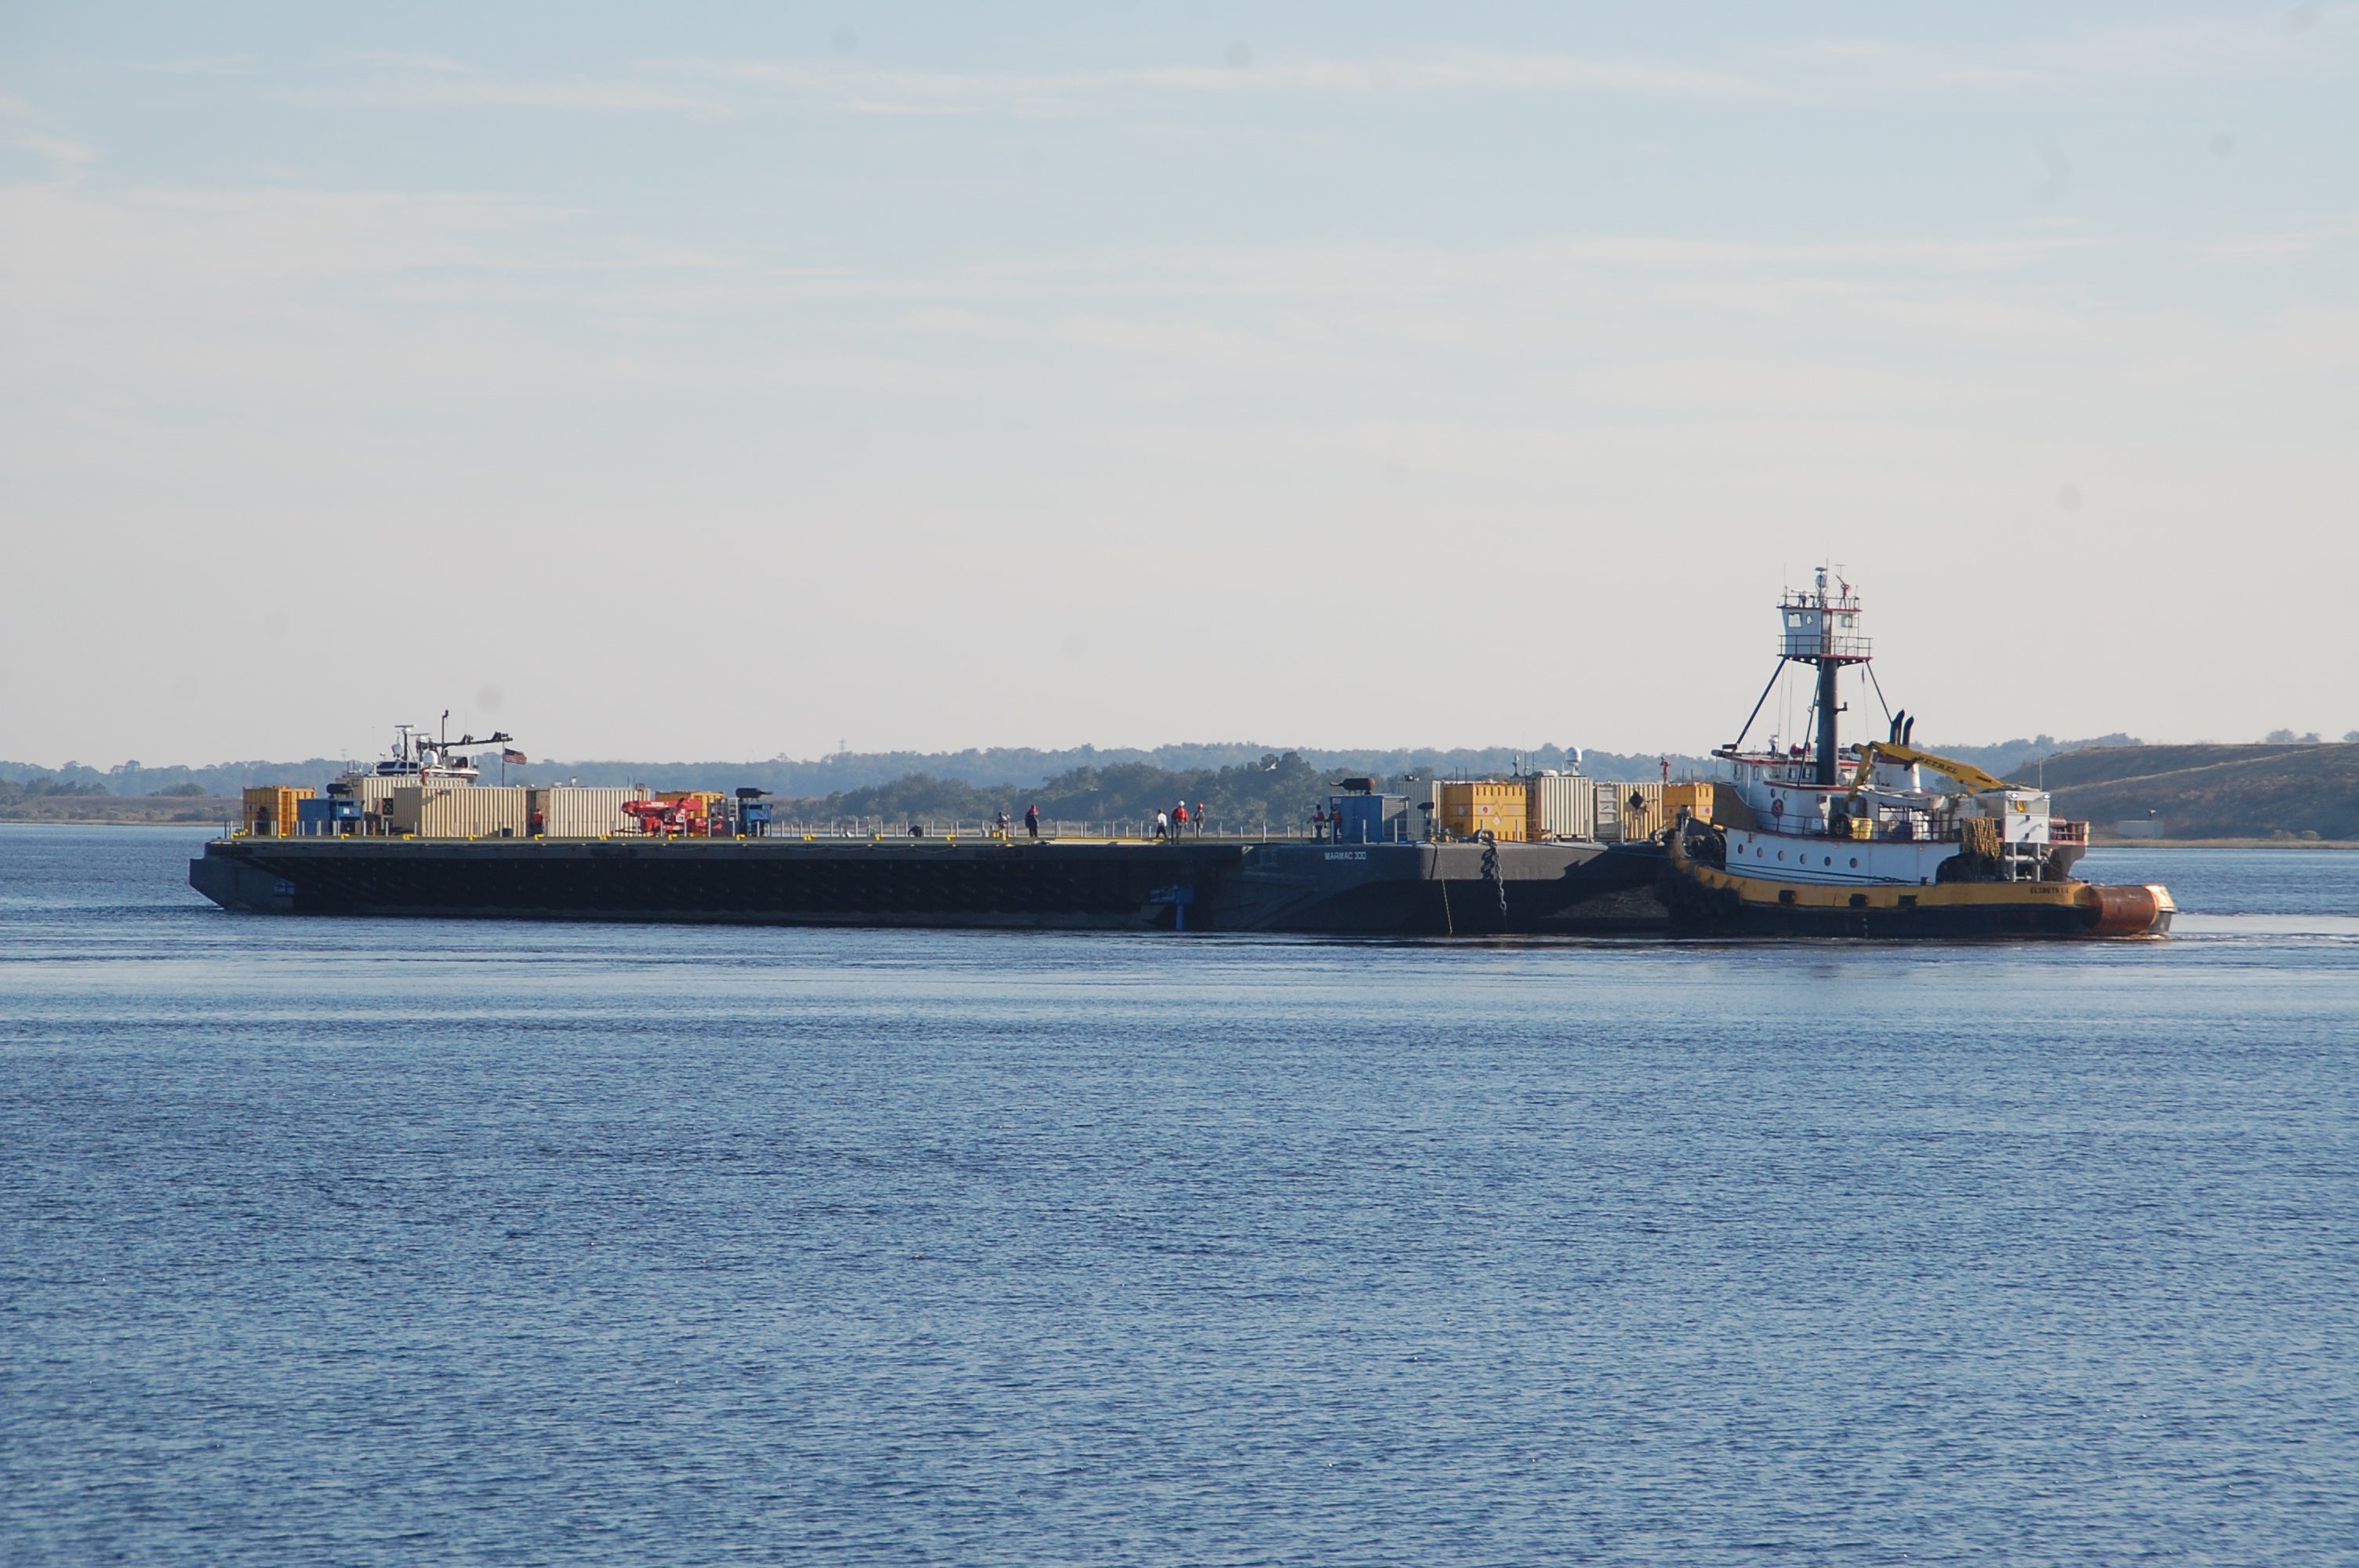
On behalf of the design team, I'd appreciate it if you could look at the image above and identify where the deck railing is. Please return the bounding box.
[1779,632,1874,660]
[762,818,1314,843]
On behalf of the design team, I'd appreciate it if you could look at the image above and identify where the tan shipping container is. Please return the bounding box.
[341,775,398,834]
[336,774,435,834]
[356,775,420,809]
[1438,781,1528,841]
[1525,771,1597,840]
[391,784,530,838]
[242,785,315,837]
[529,786,648,838]
[1609,782,1665,842]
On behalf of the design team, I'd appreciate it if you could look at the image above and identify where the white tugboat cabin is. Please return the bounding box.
[1704,568,2089,890]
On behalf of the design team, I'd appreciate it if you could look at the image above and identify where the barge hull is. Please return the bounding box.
[189,837,1670,935]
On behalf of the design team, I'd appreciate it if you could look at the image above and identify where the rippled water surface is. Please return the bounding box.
[5,828,2357,1564]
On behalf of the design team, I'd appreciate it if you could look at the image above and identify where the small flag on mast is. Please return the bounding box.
[502,749,529,765]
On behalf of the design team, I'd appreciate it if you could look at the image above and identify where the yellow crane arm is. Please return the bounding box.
[1847,741,2008,795]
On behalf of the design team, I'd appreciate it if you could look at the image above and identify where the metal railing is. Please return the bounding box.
[1779,632,1874,660]
[763,818,1318,843]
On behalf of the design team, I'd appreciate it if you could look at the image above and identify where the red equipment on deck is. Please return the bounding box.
[621,797,710,837]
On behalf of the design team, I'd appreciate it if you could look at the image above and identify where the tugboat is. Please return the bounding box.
[1661,570,2172,937]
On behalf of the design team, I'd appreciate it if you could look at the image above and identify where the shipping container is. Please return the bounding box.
[242,785,315,838]
[342,776,404,811]
[333,775,409,835]
[1400,776,1444,839]
[1525,771,1596,840]
[391,784,530,839]
[1608,782,1664,842]
[1590,780,1620,840]
[529,786,649,838]
[1662,782,1714,823]
[1438,781,1528,841]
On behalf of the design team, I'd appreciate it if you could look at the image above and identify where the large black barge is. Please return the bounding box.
[189,835,1670,935]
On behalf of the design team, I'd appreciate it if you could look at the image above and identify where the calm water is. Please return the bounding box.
[5,827,2356,1565]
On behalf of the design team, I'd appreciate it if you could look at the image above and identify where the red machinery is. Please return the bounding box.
[621,797,711,837]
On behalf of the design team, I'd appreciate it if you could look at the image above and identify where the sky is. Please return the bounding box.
[2,2,2354,767]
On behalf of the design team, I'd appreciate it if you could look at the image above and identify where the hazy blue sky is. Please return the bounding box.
[4,3,2354,766]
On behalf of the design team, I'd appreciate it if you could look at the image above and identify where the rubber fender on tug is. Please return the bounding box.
[2085,883,2175,936]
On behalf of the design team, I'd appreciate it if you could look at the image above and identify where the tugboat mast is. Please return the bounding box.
[1781,568,1871,786]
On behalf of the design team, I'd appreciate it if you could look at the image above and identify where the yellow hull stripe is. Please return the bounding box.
[1681,861,2097,912]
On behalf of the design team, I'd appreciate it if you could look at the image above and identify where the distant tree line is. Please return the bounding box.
[0,731,2170,805]
[786,752,1357,829]
[0,775,114,804]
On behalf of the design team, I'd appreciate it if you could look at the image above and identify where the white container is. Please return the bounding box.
[1528,771,1596,840]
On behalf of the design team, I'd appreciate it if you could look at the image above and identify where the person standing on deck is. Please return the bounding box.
[1154,810,1170,840]
[1024,804,1039,840]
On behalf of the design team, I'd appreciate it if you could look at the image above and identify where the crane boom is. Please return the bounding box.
[1848,741,2008,795]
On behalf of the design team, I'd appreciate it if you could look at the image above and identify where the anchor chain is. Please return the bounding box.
[1478,830,1508,923]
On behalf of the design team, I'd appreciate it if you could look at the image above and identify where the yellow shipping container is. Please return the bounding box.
[1663,782,1714,823]
[1438,781,1528,841]
[242,785,314,838]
